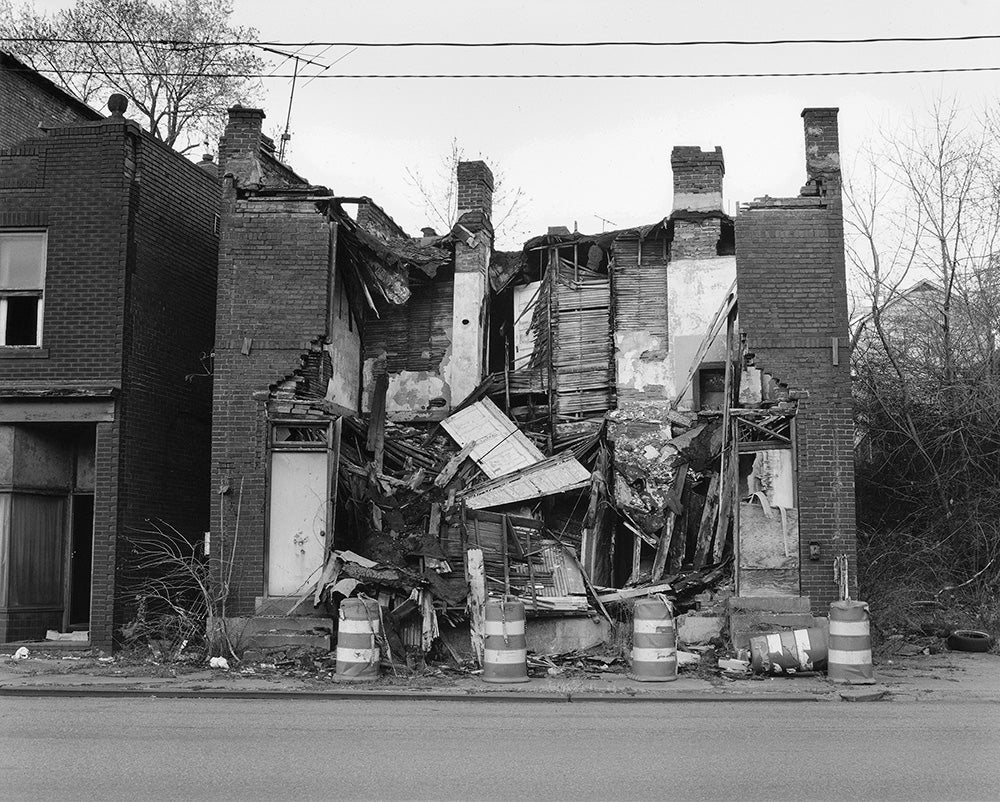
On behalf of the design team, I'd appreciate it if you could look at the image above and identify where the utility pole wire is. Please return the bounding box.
[7,33,1000,47]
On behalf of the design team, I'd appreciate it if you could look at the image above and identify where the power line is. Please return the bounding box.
[11,65,1000,79]
[5,33,1000,48]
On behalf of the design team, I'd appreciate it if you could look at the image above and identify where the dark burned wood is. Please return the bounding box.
[694,473,720,568]
[650,511,676,582]
[366,373,389,470]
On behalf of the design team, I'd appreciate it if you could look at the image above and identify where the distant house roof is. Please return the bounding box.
[0,51,103,123]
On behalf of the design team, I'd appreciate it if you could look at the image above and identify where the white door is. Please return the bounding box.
[267,451,327,596]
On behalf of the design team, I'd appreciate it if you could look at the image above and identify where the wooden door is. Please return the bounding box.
[267,451,327,597]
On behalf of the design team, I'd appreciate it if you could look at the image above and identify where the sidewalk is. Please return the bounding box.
[1,647,997,703]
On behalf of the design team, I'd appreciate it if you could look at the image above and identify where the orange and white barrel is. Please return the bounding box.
[631,597,677,682]
[749,626,828,675]
[482,598,529,684]
[828,600,875,685]
[335,597,380,681]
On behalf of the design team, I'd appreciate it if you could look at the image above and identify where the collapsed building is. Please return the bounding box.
[210,106,855,660]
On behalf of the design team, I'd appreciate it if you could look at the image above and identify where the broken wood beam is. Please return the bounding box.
[596,582,673,604]
[694,473,721,568]
[434,441,476,488]
[650,511,676,583]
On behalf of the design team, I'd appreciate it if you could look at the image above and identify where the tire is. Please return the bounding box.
[946,629,993,653]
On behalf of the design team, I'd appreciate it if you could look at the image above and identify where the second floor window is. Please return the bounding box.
[0,231,46,347]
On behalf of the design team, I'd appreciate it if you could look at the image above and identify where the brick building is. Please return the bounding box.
[211,107,457,616]
[735,108,857,609]
[0,54,219,648]
[495,109,855,610]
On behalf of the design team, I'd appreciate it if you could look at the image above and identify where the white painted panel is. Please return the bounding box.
[267,451,327,597]
[442,398,545,479]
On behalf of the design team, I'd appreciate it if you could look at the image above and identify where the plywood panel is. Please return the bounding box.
[8,493,65,607]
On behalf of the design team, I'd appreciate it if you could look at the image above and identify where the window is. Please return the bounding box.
[0,231,46,346]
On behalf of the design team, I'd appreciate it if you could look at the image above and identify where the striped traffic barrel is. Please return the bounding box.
[631,597,677,682]
[335,597,380,681]
[749,626,828,675]
[482,597,529,683]
[828,600,875,684]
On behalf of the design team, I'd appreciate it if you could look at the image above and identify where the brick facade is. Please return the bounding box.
[0,81,219,648]
[735,109,857,611]
[0,52,102,150]
[211,188,332,614]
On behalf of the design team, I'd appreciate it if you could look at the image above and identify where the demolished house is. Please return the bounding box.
[211,106,855,662]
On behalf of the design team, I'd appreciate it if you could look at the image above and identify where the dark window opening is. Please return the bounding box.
[4,295,39,345]
[695,365,726,411]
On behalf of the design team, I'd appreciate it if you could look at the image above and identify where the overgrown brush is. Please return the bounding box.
[119,520,245,661]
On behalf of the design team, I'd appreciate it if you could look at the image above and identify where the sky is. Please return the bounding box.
[40,0,1000,249]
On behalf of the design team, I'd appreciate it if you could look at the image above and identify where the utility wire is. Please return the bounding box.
[10,65,1000,79]
[6,33,1000,47]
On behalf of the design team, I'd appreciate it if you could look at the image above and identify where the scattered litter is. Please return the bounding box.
[676,650,700,667]
[209,656,230,670]
[45,629,89,642]
[718,658,750,676]
[13,647,29,660]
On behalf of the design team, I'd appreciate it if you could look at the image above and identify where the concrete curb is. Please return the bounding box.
[0,685,827,703]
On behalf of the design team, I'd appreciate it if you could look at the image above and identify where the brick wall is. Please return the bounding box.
[0,53,102,150]
[456,160,493,222]
[0,118,219,649]
[211,189,332,613]
[734,111,856,611]
[114,129,220,638]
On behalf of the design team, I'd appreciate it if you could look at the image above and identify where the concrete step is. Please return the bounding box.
[245,632,332,651]
[728,596,811,614]
[238,616,334,636]
[255,596,325,616]
[727,595,821,650]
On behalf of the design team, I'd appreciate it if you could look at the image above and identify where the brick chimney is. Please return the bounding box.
[801,107,840,195]
[197,153,218,179]
[671,146,725,213]
[456,160,493,228]
[218,106,265,180]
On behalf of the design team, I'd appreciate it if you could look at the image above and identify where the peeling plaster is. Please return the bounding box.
[615,330,672,396]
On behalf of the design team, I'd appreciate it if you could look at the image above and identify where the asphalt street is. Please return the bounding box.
[1,698,997,801]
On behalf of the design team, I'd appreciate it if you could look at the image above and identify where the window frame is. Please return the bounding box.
[0,229,47,348]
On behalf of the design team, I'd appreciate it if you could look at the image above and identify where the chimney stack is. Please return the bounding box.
[671,146,725,213]
[218,106,265,178]
[801,107,840,195]
[456,160,494,229]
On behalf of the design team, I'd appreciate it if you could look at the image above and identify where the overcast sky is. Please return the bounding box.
[48,0,1000,249]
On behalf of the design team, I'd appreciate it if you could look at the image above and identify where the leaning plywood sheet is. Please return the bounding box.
[463,451,591,510]
[441,397,545,479]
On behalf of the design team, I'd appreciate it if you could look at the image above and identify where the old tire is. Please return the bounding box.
[946,630,992,653]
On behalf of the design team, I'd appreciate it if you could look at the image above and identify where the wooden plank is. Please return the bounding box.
[694,473,721,568]
[596,581,673,604]
[466,548,486,667]
[433,442,476,488]
[650,511,676,583]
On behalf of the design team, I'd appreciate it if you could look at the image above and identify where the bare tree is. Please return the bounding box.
[405,139,528,248]
[846,97,1000,619]
[0,0,265,153]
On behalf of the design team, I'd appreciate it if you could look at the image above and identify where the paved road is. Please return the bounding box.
[2,698,997,801]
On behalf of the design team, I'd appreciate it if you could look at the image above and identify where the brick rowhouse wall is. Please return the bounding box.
[116,128,219,640]
[211,189,331,613]
[0,118,219,649]
[0,54,102,150]
[735,190,857,608]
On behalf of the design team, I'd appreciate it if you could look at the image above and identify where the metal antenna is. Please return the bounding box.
[594,214,616,232]
[259,46,329,163]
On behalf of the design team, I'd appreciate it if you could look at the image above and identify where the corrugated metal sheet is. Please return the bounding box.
[441,397,545,479]
[462,451,591,509]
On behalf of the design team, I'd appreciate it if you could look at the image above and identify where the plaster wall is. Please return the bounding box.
[513,281,541,369]
[450,240,489,405]
[667,255,736,409]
